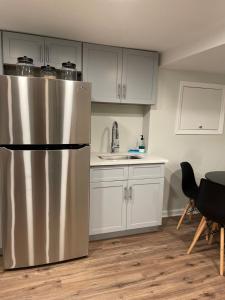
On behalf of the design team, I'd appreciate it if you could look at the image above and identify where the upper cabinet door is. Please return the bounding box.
[121,49,158,105]
[3,32,44,66]
[44,38,82,70]
[83,43,122,103]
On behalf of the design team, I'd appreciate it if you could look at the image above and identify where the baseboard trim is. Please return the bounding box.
[162,208,184,218]
[90,226,160,241]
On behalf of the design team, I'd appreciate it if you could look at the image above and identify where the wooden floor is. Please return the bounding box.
[0,217,225,300]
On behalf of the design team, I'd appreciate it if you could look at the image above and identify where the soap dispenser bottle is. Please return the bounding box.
[139,135,145,153]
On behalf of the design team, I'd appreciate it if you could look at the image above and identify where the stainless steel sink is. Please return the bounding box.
[98,154,143,160]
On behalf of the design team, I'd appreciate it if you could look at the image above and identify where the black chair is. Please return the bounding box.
[177,162,199,230]
[187,178,225,276]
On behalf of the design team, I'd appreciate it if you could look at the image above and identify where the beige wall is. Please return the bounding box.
[149,68,225,214]
[90,69,225,215]
[91,103,145,153]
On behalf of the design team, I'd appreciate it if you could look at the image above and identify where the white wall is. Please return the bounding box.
[149,68,225,213]
[90,69,225,215]
[91,103,145,153]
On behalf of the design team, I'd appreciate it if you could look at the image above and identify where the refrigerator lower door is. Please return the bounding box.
[0,146,90,269]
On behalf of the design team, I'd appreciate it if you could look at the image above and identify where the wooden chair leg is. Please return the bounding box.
[187,217,206,254]
[191,216,205,244]
[208,223,218,245]
[220,227,224,276]
[195,216,205,235]
[177,203,191,230]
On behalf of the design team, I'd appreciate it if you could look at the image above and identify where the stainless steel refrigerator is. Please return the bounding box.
[0,75,91,269]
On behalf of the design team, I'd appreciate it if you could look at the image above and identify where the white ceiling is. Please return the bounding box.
[161,44,225,74]
[1,0,225,73]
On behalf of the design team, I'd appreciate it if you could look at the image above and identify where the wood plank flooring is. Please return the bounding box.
[0,217,225,300]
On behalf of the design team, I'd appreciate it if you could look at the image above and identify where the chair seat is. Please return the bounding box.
[197,202,225,226]
[197,179,225,226]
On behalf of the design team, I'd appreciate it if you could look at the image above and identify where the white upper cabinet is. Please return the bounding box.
[45,37,82,71]
[83,43,122,103]
[2,32,159,103]
[3,32,44,66]
[83,43,158,104]
[122,49,158,105]
[2,32,82,70]
[176,81,225,134]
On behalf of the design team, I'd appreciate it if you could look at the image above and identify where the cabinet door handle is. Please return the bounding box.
[40,46,44,63]
[129,186,132,200]
[48,47,50,63]
[46,46,49,63]
[124,187,128,200]
[118,84,121,99]
[123,85,126,99]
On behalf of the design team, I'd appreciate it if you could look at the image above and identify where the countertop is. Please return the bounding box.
[91,152,168,167]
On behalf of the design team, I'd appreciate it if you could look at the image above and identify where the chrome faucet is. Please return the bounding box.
[111,121,119,153]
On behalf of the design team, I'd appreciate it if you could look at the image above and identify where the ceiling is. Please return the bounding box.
[0,0,225,73]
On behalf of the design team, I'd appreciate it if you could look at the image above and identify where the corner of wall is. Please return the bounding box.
[142,105,151,152]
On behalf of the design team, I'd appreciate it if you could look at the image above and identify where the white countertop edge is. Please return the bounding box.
[90,152,168,167]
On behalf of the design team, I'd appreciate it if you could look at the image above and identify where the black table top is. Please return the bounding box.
[205,171,225,186]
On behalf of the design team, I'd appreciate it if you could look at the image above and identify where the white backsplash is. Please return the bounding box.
[91,103,146,153]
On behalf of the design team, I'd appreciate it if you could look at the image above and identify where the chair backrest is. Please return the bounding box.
[197,178,225,225]
[180,161,198,200]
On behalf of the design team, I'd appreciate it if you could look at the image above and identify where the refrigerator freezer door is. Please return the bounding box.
[0,76,91,145]
[0,146,90,269]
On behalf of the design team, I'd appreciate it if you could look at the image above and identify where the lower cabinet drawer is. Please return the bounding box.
[90,166,128,182]
[128,164,164,179]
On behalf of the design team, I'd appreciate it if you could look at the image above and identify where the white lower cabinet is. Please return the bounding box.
[126,178,164,230]
[90,181,127,235]
[90,164,165,236]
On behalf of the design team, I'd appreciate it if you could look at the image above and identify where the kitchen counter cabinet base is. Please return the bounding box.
[89,226,160,241]
[90,163,165,239]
